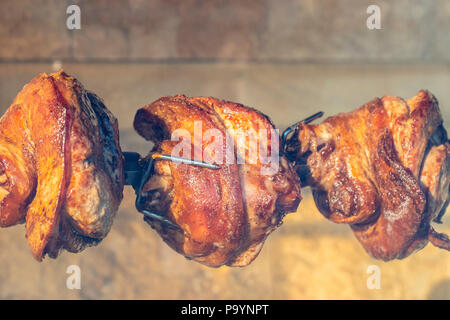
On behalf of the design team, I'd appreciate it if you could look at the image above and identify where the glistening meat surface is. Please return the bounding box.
[134,95,301,267]
[0,71,124,260]
[285,90,449,260]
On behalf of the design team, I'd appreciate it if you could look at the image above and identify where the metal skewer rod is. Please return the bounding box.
[152,153,221,169]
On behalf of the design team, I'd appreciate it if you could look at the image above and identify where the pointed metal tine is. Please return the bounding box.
[152,153,221,169]
[141,210,182,231]
[282,111,324,141]
[302,111,324,124]
[281,111,324,155]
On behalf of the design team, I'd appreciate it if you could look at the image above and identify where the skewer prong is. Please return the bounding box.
[152,153,221,169]
[281,111,324,150]
[302,111,324,124]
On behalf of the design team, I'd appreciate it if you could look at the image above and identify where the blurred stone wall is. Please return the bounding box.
[0,0,449,62]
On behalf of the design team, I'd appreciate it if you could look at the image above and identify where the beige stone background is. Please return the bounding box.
[0,0,449,299]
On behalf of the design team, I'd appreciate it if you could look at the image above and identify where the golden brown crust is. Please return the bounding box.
[286,90,449,260]
[134,95,301,267]
[0,71,124,260]
[9,73,73,260]
[0,104,37,227]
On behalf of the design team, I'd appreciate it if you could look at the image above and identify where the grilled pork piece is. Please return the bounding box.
[134,95,301,267]
[285,90,449,260]
[0,71,124,260]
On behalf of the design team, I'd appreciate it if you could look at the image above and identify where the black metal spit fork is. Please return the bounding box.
[122,111,324,231]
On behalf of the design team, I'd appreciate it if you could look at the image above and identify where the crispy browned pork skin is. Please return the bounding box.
[134,95,301,267]
[285,90,449,260]
[0,71,124,260]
